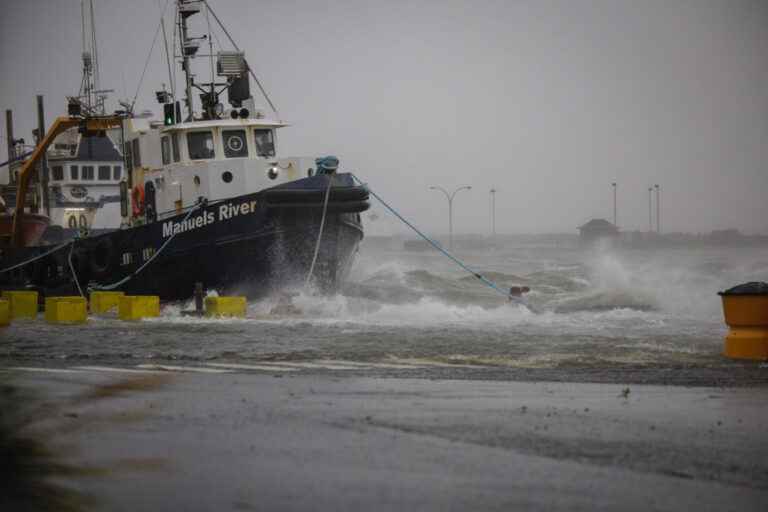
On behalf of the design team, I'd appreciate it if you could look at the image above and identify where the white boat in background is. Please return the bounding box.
[45,127,124,237]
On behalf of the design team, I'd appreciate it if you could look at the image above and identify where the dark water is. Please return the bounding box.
[2,240,768,383]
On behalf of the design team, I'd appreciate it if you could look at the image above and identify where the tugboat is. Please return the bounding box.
[0,0,369,301]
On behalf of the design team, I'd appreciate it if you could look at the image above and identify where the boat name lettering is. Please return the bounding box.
[161,199,258,238]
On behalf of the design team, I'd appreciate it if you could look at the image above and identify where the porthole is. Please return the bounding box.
[194,175,201,186]
[268,167,279,180]
[222,171,233,183]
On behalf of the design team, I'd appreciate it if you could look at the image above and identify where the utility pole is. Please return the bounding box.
[654,184,661,233]
[489,188,497,239]
[37,95,50,216]
[5,110,14,181]
[611,182,617,227]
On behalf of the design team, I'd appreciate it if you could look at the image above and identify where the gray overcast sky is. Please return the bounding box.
[2,0,767,235]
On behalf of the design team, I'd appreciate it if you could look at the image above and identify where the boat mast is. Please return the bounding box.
[177,1,198,121]
[78,0,111,115]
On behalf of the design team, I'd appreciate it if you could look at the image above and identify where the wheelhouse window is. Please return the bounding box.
[52,165,63,181]
[187,131,215,160]
[70,165,79,180]
[98,165,111,180]
[171,133,180,162]
[254,129,275,157]
[113,165,122,180]
[82,165,94,180]
[223,129,248,158]
[161,136,171,165]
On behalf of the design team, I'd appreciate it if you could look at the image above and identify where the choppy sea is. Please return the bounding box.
[2,238,767,384]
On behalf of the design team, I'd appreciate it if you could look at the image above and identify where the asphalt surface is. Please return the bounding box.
[5,368,768,511]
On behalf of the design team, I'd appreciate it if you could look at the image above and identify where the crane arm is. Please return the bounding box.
[11,115,124,246]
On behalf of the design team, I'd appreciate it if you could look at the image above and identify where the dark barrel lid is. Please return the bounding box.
[718,281,768,296]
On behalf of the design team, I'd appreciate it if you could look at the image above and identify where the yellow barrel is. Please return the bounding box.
[720,283,768,361]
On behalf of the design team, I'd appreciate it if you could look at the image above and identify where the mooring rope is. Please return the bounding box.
[351,174,512,300]
[304,174,334,289]
[68,241,85,297]
[89,202,202,292]
[0,241,71,274]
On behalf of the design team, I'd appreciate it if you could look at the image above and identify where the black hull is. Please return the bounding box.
[0,173,368,302]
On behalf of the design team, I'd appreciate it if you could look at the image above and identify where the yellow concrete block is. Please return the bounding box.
[118,295,160,321]
[0,299,10,326]
[205,296,247,318]
[1,290,39,319]
[45,296,88,325]
[90,291,125,315]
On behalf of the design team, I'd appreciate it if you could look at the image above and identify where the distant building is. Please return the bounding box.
[578,218,619,245]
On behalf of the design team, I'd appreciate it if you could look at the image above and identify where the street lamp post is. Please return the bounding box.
[429,185,472,251]
[648,187,653,233]
[489,188,497,239]
[611,182,617,227]
[654,184,661,233]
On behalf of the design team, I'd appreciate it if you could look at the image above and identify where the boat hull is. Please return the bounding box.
[0,174,368,302]
[0,213,50,247]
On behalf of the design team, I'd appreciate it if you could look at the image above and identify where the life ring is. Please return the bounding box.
[132,183,145,216]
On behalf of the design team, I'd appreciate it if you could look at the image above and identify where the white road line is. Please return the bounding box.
[6,367,84,374]
[313,360,427,370]
[136,364,233,374]
[73,366,163,374]
[205,363,298,372]
[266,361,367,371]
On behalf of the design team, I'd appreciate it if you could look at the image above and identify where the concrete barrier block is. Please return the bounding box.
[90,291,125,315]
[0,299,10,326]
[205,296,247,318]
[45,296,88,325]
[119,295,160,321]
[1,290,39,319]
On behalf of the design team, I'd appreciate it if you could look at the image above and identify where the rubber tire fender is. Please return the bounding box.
[89,237,114,276]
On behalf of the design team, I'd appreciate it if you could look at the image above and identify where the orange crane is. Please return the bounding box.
[11,115,124,247]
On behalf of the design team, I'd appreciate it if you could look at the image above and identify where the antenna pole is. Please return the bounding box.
[161,18,175,100]
[179,1,195,121]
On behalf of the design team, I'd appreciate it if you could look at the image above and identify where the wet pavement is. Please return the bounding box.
[6,367,768,511]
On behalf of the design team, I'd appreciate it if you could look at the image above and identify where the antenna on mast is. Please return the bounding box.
[76,0,113,116]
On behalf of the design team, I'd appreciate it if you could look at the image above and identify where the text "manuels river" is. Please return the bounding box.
[162,200,258,238]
